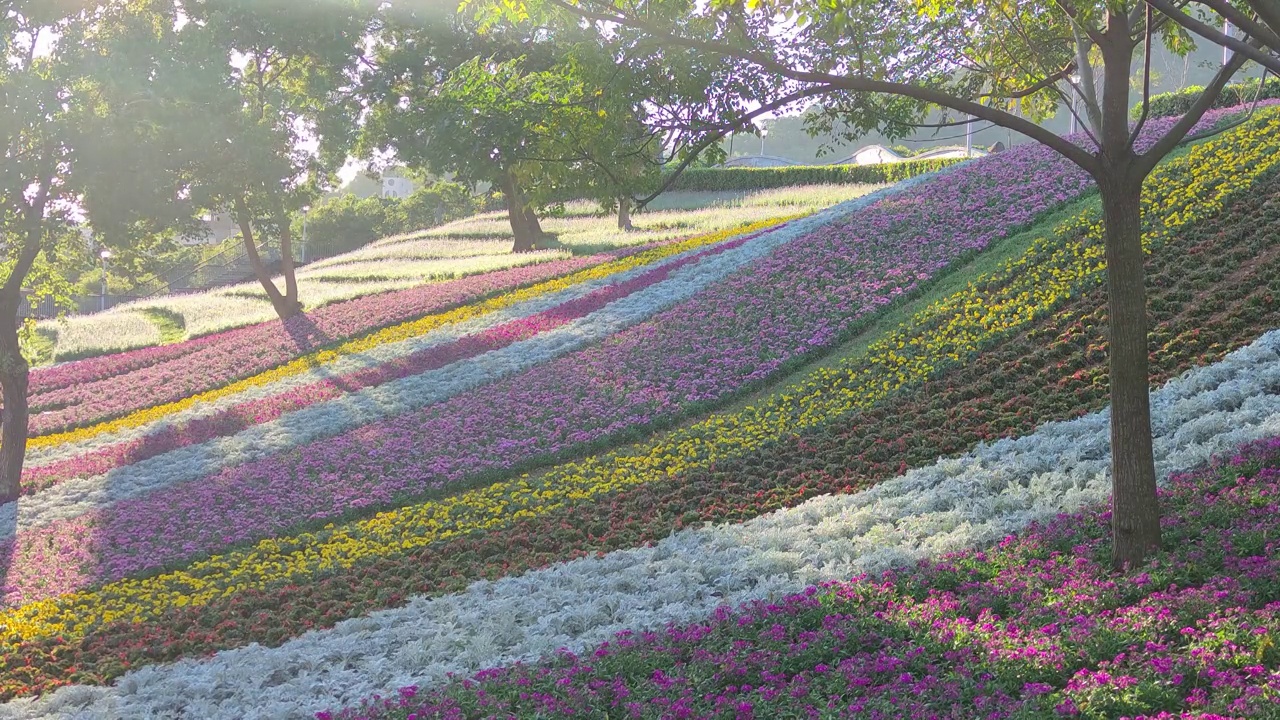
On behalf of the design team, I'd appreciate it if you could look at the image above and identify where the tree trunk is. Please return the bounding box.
[275,207,300,311]
[234,196,301,320]
[1100,177,1161,570]
[0,302,30,505]
[617,196,633,231]
[501,173,539,253]
[524,206,545,246]
[0,231,42,505]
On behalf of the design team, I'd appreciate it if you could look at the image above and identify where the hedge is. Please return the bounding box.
[1138,76,1280,120]
[662,156,967,192]
[295,182,478,261]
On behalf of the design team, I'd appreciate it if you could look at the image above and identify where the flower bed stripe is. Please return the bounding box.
[0,109,1264,702]
[2,176,1276,710]
[9,329,1280,719]
[1,145,1084,604]
[327,435,1280,720]
[25,221,787,444]
[0,111,1265,691]
[17,230,761,494]
[26,254,601,400]
[2,211,837,596]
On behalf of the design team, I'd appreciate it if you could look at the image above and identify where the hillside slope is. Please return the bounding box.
[1,107,1278,719]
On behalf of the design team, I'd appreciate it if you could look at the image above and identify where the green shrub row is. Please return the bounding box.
[661,157,967,192]
[295,181,479,261]
[1138,75,1280,120]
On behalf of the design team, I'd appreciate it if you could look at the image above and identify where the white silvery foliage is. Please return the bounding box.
[7,180,927,536]
[8,329,1280,720]
[23,239,736,469]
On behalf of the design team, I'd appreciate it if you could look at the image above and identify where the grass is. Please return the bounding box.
[388,184,881,256]
[138,308,187,345]
[33,183,880,365]
[20,326,57,367]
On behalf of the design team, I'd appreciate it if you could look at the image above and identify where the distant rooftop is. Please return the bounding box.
[720,154,801,168]
[829,144,989,166]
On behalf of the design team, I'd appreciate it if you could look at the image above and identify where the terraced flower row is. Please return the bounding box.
[13,323,1280,719]
[1,141,1076,607]
[27,251,608,397]
[0,109,1271,705]
[4,210,836,603]
[22,220,796,477]
[16,229,768,496]
[26,221,781,441]
[330,433,1280,720]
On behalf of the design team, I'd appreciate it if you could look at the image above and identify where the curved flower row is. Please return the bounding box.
[328,435,1280,720]
[1,207,847,597]
[7,220,800,536]
[2,147,1277,706]
[16,225,776,494]
[0,110,1264,702]
[10,328,1280,720]
[0,142,1084,604]
[26,252,607,397]
[0,110,1266,685]
[21,251,671,470]
[25,220,785,443]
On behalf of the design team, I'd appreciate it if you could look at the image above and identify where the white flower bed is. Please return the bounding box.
[9,184,919,536]
[7,328,1280,720]
[23,237,747,469]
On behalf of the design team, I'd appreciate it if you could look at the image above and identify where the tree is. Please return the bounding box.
[478,0,1266,569]
[361,8,598,253]
[364,2,785,245]
[162,0,374,319]
[1,0,199,503]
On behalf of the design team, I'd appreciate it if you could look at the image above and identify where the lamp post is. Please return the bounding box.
[99,249,112,312]
[1223,20,1233,64]
[1068,74,1082,136]
[760,128,768,156]
[300,206,310,264]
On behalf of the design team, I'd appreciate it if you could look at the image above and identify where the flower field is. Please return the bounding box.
[327,431,1280,720]
[2,107,1280,719]
[37,185,876,364]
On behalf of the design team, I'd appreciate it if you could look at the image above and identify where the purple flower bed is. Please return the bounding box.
[3,139,1097,600]
[324,436,1280,720]
[17,234,757,497]
[25,253,616,432]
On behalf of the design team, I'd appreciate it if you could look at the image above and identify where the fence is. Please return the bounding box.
[18,293,147,320]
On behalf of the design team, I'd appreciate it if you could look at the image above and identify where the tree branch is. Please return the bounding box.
[980,61,1079,100]
[1135,38,1251,175]
[1241,0,1280,44]
[1,184,51,301]
[1072,27,1105,134]
[1195,0,1280,49]
[1147,0,1280,74]
[552,0,1099,173]
[1130,3,1156,144]
[633,84,838,210]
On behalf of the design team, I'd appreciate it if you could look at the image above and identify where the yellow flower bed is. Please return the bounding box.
[30,215,800,450]
[5,112,1279,650]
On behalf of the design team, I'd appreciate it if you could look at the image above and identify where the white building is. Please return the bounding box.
[832,145,907,165]
[381,176,415,199]
[831,144,989,166]
[719,155,800,168]
[176,212,240,247]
